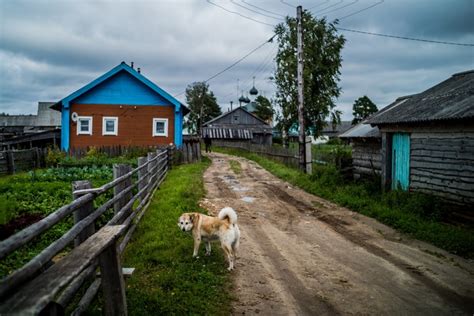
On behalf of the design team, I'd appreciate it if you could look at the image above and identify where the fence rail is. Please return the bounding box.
[0,148,171,315]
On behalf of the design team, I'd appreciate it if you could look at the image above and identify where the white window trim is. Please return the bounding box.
[102,116,118,136]
[152,118,168,137]
[77,116,93,135]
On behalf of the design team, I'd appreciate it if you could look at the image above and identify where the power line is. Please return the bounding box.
[206,0,274,27]
[207,1,473,47]
[173,35,276,98]
[316,0,358,16]
[314,0,344,15]
[308,1,330,10]
[337,27,474,46]
[241,0,286,18]
[230,0,282,21]
[280,0,296,9]
[337,0,384,20]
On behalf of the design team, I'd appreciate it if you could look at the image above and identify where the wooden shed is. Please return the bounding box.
[368,70,474,205]
[51,62,189,152]
[339,121,381,180]
[202,107,272,145]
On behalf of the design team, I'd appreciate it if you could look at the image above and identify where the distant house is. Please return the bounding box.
[284,121,352,142]
[367,70,474,205]
[202,107,272,145]
[51,62,189,151]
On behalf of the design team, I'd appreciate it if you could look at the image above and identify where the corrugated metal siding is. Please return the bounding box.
[202,127,253,139]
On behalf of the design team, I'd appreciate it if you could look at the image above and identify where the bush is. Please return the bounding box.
[45,146,66,167]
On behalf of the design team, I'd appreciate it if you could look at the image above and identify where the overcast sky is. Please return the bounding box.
[0,0,473,121]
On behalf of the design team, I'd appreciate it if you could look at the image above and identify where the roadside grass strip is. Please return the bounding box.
[122,158,232,315]
[215,147,474,258]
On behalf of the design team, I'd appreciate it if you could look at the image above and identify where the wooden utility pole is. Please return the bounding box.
[297,5,306,172]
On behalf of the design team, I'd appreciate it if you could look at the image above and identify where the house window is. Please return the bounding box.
[102,117,118,136]
[77,116,93,135]
[153,118,168,137]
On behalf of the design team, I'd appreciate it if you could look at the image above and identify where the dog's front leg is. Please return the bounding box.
[193,236,201,258]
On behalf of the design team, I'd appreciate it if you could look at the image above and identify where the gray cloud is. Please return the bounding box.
[0,0,472,121]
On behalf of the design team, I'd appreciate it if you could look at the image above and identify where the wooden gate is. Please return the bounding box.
[391,133,410,190]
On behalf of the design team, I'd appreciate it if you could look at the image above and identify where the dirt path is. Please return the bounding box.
[201,153,474,316]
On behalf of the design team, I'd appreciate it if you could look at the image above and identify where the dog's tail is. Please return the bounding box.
[218,207,238,224]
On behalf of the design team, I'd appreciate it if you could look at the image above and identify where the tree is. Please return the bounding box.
[351,95,378,125]
[274,11,345,141]
[253,95,274,122]
[184,82,222,135]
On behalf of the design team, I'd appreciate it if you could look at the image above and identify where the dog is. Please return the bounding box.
[178,207,240,271]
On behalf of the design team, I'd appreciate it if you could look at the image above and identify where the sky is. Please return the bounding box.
[0,0,473,121]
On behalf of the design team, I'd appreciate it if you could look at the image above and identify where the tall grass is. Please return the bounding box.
[216,147,474,258]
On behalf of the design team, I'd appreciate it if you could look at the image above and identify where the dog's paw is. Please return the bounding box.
[193,255,200,259]
[227,266,234,271]
[205,251,211,256]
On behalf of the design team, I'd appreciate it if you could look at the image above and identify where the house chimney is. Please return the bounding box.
[230,101,233,111]
[137,67,141,74]
[131,62,134,69]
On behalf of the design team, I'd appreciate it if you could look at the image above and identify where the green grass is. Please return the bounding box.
[229,160,242,175]
[122,158,232,315]
[215,147,474,258]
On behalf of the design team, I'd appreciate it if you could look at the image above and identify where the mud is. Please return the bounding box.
[201,153,474,316]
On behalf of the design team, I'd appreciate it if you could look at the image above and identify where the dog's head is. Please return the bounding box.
[178,213,196,232]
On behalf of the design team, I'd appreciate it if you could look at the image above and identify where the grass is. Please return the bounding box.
[121,158,232,315]
[229,160,242,175]
[215,147,474,258]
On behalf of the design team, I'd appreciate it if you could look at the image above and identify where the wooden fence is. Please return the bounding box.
[0,148,47,175]
[0,148,170,315]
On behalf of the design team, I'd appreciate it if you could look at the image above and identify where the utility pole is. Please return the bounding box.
[297,5,306,172]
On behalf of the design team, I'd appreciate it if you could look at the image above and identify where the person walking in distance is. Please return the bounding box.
[204,134,212,153]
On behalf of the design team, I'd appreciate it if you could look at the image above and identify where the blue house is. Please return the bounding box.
[52,62,188,151]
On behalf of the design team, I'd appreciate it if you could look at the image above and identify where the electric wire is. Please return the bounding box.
[316,0,358,16]
[337,0,384,20]
[280,0,296,9]
[230,0,282,21]
[206,0,274,27]
[241,0,286,18]
[173,34,276,98]
[308,1,330,11]
[314,0,344,15]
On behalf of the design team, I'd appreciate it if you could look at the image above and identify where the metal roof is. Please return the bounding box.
[368,70,474,125]
[339,122,380,138]
[202,127,253,139]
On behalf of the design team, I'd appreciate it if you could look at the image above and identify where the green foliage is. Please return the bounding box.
[229,160,242,174]
[253,95,274,122]
[274,11,345,138]
[121,158,232,315]
[215,147,474,258]
[45,146,66,167]
[352,95,378,125]
[185,82,222,135]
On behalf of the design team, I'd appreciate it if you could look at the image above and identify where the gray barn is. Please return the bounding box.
[368,70,474,205]
[340,121,381,180]
[203,107,272,145]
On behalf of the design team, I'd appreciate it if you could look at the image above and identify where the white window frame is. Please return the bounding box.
[152,118,168,137]
[77,116,93,135]
[102,116,118,136]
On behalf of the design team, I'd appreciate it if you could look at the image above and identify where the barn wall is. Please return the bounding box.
[351,139,381,179]
[380,122,474,205]
[69,104,174,148]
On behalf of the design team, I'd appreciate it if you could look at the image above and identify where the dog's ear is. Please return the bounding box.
[190,213,196,223]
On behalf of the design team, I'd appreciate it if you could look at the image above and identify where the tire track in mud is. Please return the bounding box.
[245,224,340,316]
[262,183,474,314]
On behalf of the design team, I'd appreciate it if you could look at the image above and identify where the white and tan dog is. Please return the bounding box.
[178,207,240,271]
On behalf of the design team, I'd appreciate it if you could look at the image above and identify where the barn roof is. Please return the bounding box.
[368,70,474,125]
[51,62,189,114]
[339,122,380,139]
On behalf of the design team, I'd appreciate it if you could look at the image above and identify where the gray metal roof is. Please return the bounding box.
[368,70,474,125]
[203,106,269,126]
[339,122,380,138]
[202,127,253,139]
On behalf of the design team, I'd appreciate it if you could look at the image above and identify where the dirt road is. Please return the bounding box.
[201,153,474,315]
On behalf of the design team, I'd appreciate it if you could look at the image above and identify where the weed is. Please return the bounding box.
[229,160,242,175]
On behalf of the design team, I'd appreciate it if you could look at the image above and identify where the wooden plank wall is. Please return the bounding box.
[410,131,474,205]
[0,148,46,175]
[351,140,382,179]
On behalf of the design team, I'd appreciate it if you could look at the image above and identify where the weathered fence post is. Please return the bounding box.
[72,181,95,247]
[6,151,15,174]
[113,164,132,219]
[187,142,193,163]
[182,143,188,164]
[147,152,157,193]
[196,141,201,161]
[99,243,127,316]
[305,136,312,175]
[167,146,173,169]
[137,157,148,202]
